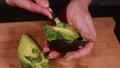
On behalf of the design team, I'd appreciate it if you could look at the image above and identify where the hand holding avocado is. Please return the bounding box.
[63,0,96,60]
[42,19,95,60]
[42,0,96,61]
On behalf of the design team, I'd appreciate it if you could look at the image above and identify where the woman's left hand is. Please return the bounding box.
[43,0,96,60]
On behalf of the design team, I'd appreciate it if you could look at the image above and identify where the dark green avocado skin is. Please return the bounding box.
[48,39,87,54]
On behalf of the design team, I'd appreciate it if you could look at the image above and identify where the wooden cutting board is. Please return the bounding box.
[0,17,119,68]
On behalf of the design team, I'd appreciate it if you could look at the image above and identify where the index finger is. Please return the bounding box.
[65,42,93,60]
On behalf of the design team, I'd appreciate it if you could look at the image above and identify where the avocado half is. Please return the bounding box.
[18,33,49,68]
[42,22,87,54]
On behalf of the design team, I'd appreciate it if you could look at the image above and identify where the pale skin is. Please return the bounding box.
[6,0,96,60]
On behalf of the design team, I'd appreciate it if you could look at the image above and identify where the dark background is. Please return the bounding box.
[0,0,120,43]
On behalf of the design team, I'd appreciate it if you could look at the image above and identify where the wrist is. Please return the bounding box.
[70,0,91,9]
[71,0,91,5]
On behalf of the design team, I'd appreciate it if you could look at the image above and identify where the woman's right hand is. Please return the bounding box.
[6,0,52,19]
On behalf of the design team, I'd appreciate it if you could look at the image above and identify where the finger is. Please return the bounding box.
[43,41,51,52]
[81,13,96,41]
[66,42,93,60]
[66,3,96,41]
[67,14,95,41]
[68,13,96,42]
[34,0,49,7]
[27,1,52,18]
[15,0,52,19]
[48,51,61,59]
[79,19,96,42]
[43,41,61,59]
[43,45,51,53]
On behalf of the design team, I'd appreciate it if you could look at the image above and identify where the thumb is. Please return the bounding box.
[35,0,49,7]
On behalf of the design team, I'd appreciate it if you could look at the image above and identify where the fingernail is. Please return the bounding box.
[64,52,75,60]
[43,47,51,52]
[48,55,54,59]
[41,0,49,7]
[66,57,72,61]
[48,51,61,59]
[48,53,56,59]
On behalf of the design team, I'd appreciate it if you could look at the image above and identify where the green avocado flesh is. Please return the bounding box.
[18,33,49,68]
[42,22,80,41]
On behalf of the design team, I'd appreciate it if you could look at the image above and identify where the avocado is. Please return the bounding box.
[42,22,87,54]
[52,26,79,40]
[42,22,80,41]
[18,33,49,68]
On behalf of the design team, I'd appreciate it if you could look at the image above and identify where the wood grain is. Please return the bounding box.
[0,17,119,68]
